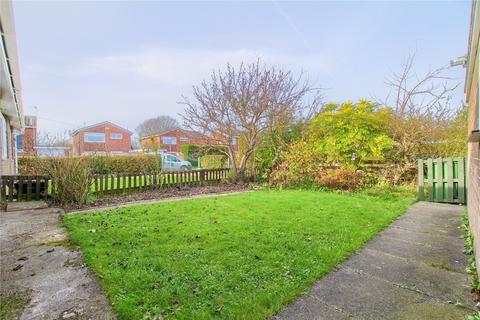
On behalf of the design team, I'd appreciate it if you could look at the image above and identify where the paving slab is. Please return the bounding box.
[308,267,468,320]
[366,232,467,273]
[343,248,474,309]
[275,201,475,320]
[6,201,49,212]
[272,295,355,320]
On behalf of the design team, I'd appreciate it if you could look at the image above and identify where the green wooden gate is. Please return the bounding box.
[418,157,466,204]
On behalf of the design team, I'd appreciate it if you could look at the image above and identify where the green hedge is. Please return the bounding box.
[201,155,228,169]
[19,154,162,175]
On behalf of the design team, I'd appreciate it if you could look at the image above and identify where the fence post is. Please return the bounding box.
[426,158,434,201]
[0,176,6,204]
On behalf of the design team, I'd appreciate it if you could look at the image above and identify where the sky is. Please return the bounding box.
[12,0,471,136]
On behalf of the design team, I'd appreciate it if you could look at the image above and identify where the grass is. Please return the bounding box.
[0,291,30,320]
[64,189,416,319]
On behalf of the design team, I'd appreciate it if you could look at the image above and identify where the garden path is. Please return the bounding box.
[0,207,115,320]
[275,201,477,320]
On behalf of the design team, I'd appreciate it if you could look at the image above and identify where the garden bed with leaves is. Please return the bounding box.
[63,183,251,212]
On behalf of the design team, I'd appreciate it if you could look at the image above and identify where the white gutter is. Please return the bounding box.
[0,0,23,130]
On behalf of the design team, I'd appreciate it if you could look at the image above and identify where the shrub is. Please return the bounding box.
[314,169,375,191]
[44,157,92,205]
[270,140,324,187]
[201,155,228,169]
[19,154,162,175]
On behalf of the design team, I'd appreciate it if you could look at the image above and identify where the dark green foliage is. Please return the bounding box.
[19,154,162,175]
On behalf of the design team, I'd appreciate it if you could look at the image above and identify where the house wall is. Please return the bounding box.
[465,0,480,278]
[72,123,132,155]
[0,1,24,176]
[0,114,16,175]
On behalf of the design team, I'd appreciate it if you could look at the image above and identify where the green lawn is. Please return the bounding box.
[64,189,415,319]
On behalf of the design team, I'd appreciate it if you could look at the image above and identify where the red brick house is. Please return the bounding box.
[140,128,238,155]
[140,128,213,153]
[71,121,132,155]
[465,0,480,278]
[16,115,37,156]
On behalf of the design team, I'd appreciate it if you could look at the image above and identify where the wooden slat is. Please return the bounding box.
[18,176,24,202]
[7,176,13,202]
[458,157,466,204]
[427,158,434,201]
[435,158,444,202]
[26,176,32,201]
[35,176,41,200]
[1,176,7,203]
[446,158,454,203]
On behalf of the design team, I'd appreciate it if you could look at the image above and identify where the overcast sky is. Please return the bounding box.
[13,1,471,135]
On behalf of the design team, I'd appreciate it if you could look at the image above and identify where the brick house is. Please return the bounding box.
[140,128,238,155]
[465,0,480,278]
[71,121,132,155]
[140,128,212,153]
[16,115,37,156]
[0,1,24,175]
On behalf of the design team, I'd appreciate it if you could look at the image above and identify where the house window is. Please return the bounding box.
[110,133,123,140]
[84,132,105,143]
[180,136,189,142]
[162,136,177,145]
[16,134,23,151]
[1,113,8,159]
[231,137,237,145]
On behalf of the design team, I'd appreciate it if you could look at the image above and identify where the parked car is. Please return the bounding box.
[161,153,192,171]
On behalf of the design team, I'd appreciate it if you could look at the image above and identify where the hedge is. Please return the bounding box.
[19,154,162,175]
[201,155,228,169]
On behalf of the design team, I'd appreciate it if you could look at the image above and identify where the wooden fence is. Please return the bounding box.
[1,168,231,203]
[418,157,466,204]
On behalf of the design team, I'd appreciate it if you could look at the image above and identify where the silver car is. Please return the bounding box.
[161,154,192,171]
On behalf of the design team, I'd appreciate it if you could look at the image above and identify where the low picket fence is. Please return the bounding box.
[0,168,231,203]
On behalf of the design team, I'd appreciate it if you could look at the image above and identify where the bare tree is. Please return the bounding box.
[37,131,71,147]
[135,115,179,138]
[380,51,462,183]
[181,61,322,181]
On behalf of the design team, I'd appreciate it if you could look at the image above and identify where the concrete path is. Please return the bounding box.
[1,207,115,320]
[275,201,476,320]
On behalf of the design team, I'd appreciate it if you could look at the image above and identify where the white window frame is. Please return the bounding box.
[110,133,123,140]
[84,132,106,143]
[1,113,8,160]
[179,136,189,142]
